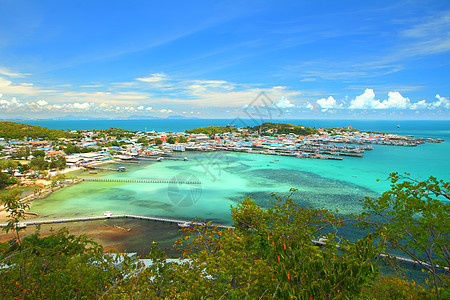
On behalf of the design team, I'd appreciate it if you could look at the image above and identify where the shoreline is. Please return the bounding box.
[0,159,116,222]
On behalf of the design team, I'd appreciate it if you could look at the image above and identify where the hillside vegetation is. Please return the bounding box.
[186,126,237,135]
[252,122,318,135]
[0,122,75,140]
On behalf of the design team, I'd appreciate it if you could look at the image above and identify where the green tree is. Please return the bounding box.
[29,156,49,170]
[166,135,176,144]
[116,190,379,299]
[155,138,163,146]
[17,162,30,174]
[0,228,131,299]
[0,190,28,245]
[0,159,18,175]
[359,173,449,299]
[31,150,45,157]
[11,146,30,159]
[178,135,188,143]
[49,156,66,170]
[0,172,18,189]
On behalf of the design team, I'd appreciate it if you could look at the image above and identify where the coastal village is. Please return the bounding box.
[0,122,444,182]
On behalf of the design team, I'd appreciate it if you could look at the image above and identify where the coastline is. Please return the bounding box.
[0,159,115,222]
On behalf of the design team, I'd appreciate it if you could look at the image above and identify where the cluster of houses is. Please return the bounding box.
[1,125,443,176]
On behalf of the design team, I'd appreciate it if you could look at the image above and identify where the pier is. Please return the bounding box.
[0,213,232,229]
[82,178,201,184]
[84,165,126,172]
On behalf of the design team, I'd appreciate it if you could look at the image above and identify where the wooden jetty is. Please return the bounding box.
[0,213,233,230]
[82,178,201,184]
[84,165,126,172]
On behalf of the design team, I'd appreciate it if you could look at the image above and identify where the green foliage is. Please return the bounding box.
[31,150,45,158]
[49,156,66,170]
[100,127,137,139]
[186,126,237,135]
[1,178,447,298]
[0,172,18,189]
[29,157,49,170]
[0,122,74,140]
[360,274,431,299]
[178,135,188,143]
[0,190,28,244]
[155,138,163,145]
[252,122,318,135]
[10,146,30,159]
[121,190,379,299]
[64,142,98,154]
[0,228,130,299]
[0,159,18,175]
[166,135,176,144]
[359,173,449,298]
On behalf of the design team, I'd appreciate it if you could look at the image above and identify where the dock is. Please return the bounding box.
[84,165,126,172]
[0,213,233,229]
[81,178,201,184]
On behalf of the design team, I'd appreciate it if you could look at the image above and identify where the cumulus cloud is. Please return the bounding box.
[431,94,450,109]
[349,89,411,109]
[36,100,48,106]
[274,96,295,108]
[0,96,23,108]
[410,100,428,110]
[375,91,411,109]
[316,96,342,109]
[159,109,173,113]
[349,89,376,109]
[72,102,91,109]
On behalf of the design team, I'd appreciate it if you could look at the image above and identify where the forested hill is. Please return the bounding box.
[252,122,318,135]
[0,122,75,140]
[186,126,238,135]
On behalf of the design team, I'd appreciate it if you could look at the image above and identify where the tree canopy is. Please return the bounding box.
[0,122,75,140]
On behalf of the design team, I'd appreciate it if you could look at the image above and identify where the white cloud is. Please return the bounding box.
[431,94,450,109]
[72,102,91,109]
[410,100,428,110]
[349,89,376,109]
[0,77,53,95]
[0,96,23,108]
[145,106,152,111]
[349,89,411,109]
[159,109,173,113]
[0,67,29,77]
[136,73,168,83]
[274,96,295,108]
[372,91,411,109]
[316,96,342,109]
[306,102,314,110]
[36,100,48,106]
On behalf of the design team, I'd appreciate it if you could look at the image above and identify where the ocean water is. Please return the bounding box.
[14,119,450,259]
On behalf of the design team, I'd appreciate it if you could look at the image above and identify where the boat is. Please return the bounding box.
[89,171,98,174]
[178,222,190,228]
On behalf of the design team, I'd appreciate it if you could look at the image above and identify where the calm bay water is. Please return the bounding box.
[13,119,450,259]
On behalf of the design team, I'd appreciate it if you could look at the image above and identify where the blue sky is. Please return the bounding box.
[0,0,449,119]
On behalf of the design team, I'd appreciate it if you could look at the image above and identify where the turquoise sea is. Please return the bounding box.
[10,119,450,257]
